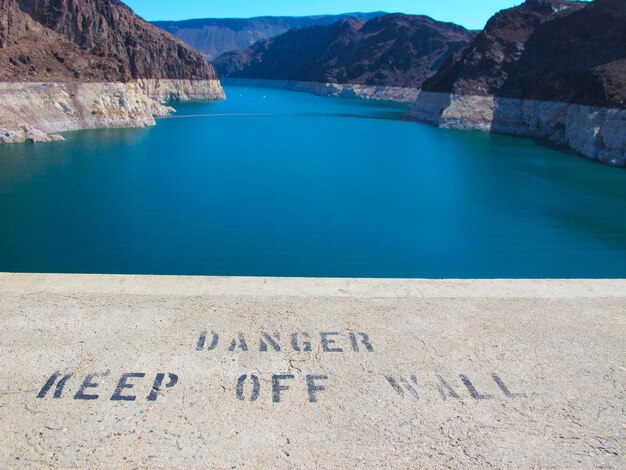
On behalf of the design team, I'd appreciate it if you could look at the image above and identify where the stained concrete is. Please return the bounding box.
[0,274,624,468]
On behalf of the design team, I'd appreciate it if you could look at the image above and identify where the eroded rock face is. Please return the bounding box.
[421,0,625,108]
[411,0,626,165]
[15,0,218,81]
[411,91,626,166]
[213,14,475,89]
[1,0,219,82]
[504,0,626,108]
[0,0,225,143]
[0,81,171,143]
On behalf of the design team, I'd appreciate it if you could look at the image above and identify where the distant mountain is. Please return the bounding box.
[152,13,387,59]
[421,0,625,107]
[212,14,474,89]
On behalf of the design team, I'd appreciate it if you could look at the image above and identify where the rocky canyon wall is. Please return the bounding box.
[222,78,419,103]
[410,0,625,166]
[0,80,224,143]
[0,0,225,143]
[410,92,626,166]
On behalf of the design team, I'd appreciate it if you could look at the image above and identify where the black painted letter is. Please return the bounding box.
[74,371,110,400]
[291,332,312,352]
[37,372,72,399]
[228,333,249,352]
[197,331,219,351]
[349,333,374,352]
[492,374,526,398]
[386,375,420,400]
[236,374,261,401]
[272,374,295,403]
[436,375,460,400]
[321,332,343,353]
[147,373,179,401]
[306,375,329,403]
[460,375,493,400]
[111,373,146,401]
[260,332,281,352]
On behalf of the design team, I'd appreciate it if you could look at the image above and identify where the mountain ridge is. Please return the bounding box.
[410,0,626,166]
[0,0,224,144]
[212,14,475,90]
[152,12,388,59]
[421,0,625,108]
[1,0,219,82]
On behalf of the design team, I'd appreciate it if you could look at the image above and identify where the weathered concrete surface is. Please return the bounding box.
[0,274,624,469]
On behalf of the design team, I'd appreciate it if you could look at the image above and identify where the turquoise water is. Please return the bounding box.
[1,86,626,278]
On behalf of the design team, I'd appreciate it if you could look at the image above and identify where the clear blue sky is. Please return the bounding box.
[124,0,528,30]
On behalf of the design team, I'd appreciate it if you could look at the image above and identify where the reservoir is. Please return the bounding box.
[0,85,625,278]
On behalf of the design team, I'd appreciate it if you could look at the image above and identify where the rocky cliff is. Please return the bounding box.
[153,13,386,60]
[410,0,626,166]
[212,14,474,101]
[0,0,224,143]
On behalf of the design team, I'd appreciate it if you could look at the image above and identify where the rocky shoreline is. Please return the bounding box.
[407,0,626,167]
[222,78,419,103]
[0,0,226,144]
[410,91,626,167]
[0,79,225,143]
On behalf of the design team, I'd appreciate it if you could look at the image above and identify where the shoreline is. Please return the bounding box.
[410,91,626,167]
[2,79,623,169]
[0,79,225,144]
[222,78,419,103]
[221,81,625,167]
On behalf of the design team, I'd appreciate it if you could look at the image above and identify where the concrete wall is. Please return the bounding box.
[0,274,624,468]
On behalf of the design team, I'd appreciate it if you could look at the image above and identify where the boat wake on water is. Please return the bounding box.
[162,112,407,122]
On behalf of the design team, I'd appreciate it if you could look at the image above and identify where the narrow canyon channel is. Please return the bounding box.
[1,86,625,278]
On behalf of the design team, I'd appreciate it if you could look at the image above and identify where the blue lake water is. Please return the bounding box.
[1,85,626,278]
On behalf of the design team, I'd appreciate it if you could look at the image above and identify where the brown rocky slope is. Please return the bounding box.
[212,14,474,102]
[411,0,626,166]
[0,0,224,143]
[421,0,624,107]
